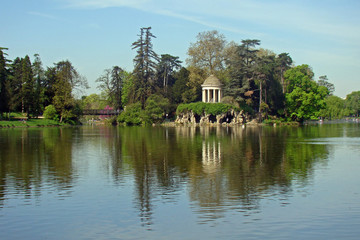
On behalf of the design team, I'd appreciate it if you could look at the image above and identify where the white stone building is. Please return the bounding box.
[201,75,223,103]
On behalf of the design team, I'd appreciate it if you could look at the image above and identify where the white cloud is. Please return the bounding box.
[28,11,58,20]
[62,0,149,9]
[60,0,360,44]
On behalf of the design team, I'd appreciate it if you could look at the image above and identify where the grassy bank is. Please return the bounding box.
[0,118,68,128]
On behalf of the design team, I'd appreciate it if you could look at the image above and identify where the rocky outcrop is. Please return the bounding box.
[175,109,247,125]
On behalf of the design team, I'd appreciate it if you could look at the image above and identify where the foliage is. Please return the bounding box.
[182,66,206,103]
[171,67,190,104]
[131,27,159,106]
[176,102,237,116]
[284,65,329,122]
[0,48,8,115]
[52,60,88,122]
[43,104,58,120]
[96,66,126,110]
[187,30,227,74]
[145,94,171,123]
[117,102,146,126]
[317,75,334,96]
[81,93,106,110]
[120,72,134,107]
[345,91,360,116]
[319,96,349,119]
[156,54,182,94]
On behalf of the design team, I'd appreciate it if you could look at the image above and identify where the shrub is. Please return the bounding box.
[176,102,238,116]
[117,102,145,126]
[43,105,58,121]
[145,95,170,123]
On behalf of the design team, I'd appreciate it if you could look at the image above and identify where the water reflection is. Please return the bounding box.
[0,128,76,208]
[0,124,340,230]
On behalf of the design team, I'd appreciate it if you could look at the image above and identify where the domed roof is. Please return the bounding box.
[201,74,222,87]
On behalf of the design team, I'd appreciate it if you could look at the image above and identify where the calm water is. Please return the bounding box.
[0,123,359,239]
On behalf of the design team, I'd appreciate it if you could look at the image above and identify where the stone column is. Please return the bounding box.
[218,88,221,103]
[202,89,205,102]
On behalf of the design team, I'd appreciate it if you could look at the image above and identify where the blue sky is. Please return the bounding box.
[1,0,359,98]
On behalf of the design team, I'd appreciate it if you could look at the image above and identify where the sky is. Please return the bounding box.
[1,0,360,98]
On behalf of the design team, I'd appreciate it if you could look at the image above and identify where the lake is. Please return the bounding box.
[0,123,359,239]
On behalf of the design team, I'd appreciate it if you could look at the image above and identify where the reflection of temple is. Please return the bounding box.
[202,140,222,174]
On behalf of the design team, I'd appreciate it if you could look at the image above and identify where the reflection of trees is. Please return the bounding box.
[0,128,75,207]
[98,125,331,226]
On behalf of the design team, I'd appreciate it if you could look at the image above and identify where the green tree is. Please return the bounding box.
[43,104,58,120]
[317,75,335,96]
[43,66,57,107]
[7,57,26,112]
[319,95,349,119]
[145,94,171,123]
[121,72,134,106]
[32,54,45,117]
[21,55,34,117]
[345,91,360,117]
[171,67,190,104]
[156,54,181,94]
[96,66,126,110]
[253,53,277,120]
[276,53,293,93]
[131,27,159,107]
[225,39,261,108]
[117,102,145,125]
[82,93,106,110]
[52,60,88,122]
[284,65,329,122]
[187,30,227,74]
[182,66,206,103]
[0,48,9,117]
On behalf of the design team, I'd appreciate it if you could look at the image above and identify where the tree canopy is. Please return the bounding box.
[2,28,357,125]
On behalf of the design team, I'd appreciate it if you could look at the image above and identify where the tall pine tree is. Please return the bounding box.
[131,27,158,107]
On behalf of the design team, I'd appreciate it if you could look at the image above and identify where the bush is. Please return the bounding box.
[117,102,145,126]
[43,105,59,121]
[176,102,238,116]
[145,95,170,123]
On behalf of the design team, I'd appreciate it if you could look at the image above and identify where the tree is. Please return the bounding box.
[43,66,57,107]
[32,54,45,117]
[171,67,190,104]
[96,66,126,110]
[253,54,276,120]
[317,75,334,96]
[319,95,349,119]
[276,53,293,93]
[345,91,360,117]
[156,54,181,94]
[224,39,261,108]
[187,30,227,74]
[182,66,206,103]
[284,65,329,122]
[81,94,106,110]
[144,94,171,123]
[131,27,159,106]
[21,55,34,117]
[52,60,88,122]
[0,48,9,116]
[6,56,34,116]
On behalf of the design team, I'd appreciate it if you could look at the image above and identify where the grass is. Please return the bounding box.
[0,118,68,128]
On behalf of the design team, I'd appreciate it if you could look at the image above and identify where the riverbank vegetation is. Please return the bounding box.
[1,28,359,126]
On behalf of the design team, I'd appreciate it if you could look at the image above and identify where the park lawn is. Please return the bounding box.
[0,118,67,128]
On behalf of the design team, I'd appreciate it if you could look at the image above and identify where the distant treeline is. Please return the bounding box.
[1,28,359,124]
